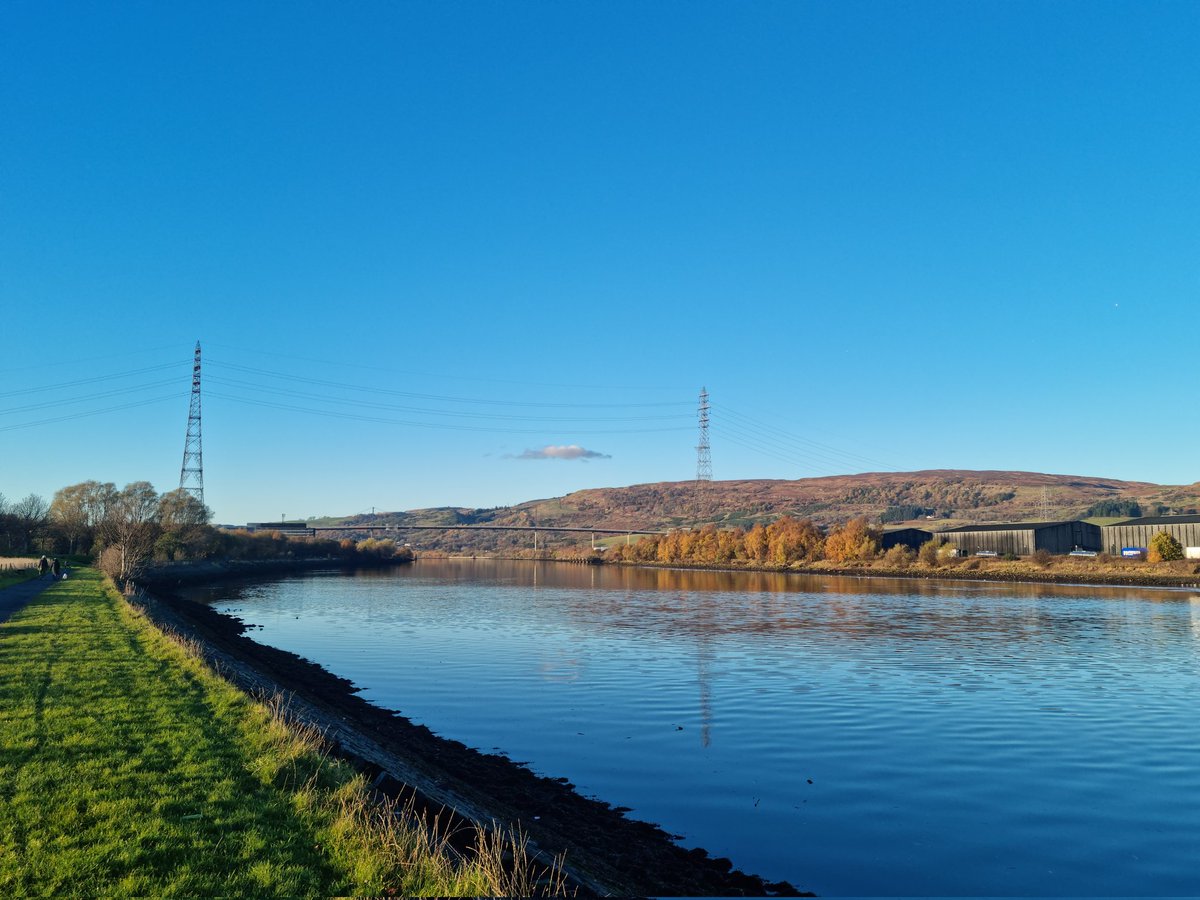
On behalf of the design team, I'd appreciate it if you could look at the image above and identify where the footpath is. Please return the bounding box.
[0,576,54,623]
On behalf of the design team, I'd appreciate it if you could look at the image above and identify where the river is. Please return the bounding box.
[183,559,1200,896]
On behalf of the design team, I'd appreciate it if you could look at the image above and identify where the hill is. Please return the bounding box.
[312,470,1200,553]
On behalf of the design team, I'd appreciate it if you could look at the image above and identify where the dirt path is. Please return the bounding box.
[135,583,809,897]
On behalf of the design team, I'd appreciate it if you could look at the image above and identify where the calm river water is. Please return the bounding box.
[186,560,1200,895]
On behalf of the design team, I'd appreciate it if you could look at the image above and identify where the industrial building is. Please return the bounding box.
[1099,515,1200,557]
[936,521,1102,557]
[881,528,934,551]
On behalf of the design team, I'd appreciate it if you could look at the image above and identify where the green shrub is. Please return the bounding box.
[1149,531,1184,563]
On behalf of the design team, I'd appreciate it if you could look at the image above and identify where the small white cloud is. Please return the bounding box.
[510,444,611,461]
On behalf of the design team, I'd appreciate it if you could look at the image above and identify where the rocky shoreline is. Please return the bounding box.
[135,572,808,897]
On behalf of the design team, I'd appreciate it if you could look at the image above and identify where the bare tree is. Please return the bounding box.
[97,482,160,584]
[10,493,49,553]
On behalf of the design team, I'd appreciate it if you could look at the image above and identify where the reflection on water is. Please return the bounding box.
[186,560,1200,896]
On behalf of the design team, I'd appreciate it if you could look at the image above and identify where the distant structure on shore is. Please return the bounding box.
[887,515,1200,559]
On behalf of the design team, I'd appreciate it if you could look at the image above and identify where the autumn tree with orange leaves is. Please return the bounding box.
[822,517,881,563]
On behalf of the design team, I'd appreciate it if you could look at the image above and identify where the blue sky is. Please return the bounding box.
[2,0,1197,524]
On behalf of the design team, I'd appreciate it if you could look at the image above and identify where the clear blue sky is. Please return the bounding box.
[2,0,1197,524]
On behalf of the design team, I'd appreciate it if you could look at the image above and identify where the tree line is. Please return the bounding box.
[607,516,890,566]
[0,481,409,585]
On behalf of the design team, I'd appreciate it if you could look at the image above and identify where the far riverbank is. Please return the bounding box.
[416,550,1200,590]
[612,557,1200,590]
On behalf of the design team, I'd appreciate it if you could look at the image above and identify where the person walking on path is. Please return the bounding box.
[51,558,61,580]
[38,556,49,579]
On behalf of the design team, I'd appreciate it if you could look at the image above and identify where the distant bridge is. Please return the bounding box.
[245,521,667,548]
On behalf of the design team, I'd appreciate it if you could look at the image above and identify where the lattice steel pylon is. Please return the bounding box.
[178,341,204,506]
[694,387,711,519]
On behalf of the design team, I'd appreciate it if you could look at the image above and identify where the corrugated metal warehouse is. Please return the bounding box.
[936,521,1102,556]
[881,528,933,551]
[1100,515,1200,555]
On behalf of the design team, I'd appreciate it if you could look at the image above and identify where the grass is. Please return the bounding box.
[0,568,564,896]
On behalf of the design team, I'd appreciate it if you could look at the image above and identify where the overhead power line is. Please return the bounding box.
[710,403,901,476]
[206,359,691,409]
[204,375,690,423]
[205,391,692,435]
[0,393,187,434]
[0,361,187,399]
[203,341,693,392]
[0,378,181,417]
[0,350,692,437]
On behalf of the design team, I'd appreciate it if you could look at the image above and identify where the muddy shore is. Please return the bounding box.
[135,577,808,897]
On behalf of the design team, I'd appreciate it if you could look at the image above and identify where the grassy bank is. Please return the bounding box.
[0,568,559,896]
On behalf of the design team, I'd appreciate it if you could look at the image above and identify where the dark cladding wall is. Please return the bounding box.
[1036,521,1102,553]
[1101,518,1200,555]
[938,522,1101,556]
[881,528,933,551]
[939,528,1037,556]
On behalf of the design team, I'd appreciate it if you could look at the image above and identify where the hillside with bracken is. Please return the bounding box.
[313,470,1200,553]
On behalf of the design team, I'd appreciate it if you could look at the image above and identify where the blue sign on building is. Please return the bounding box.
[1121,547,1147,558]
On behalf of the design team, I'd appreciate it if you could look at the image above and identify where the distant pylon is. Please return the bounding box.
[179,341,204,506]
[694,387,711,517]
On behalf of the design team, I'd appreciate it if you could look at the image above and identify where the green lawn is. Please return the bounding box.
[0,569,549,896]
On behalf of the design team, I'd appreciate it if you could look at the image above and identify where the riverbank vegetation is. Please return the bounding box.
[605,518,1200,586]
[608,517,874,566]
[0,568,561,895]
[0,480,410,588]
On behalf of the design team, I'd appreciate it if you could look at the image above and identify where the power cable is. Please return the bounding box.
[0,394,186,434]
[204,342,693,392]
[206,391,693,435]
[0,378,182,417]
[0,362,188,399]
[712,404,901,472]
[204,375,691,423]
[716,416,877,473]
[206,358,691,409]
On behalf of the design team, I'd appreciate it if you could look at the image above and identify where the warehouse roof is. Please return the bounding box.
[1103,514,1200,527]
[936,521,1082,534]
